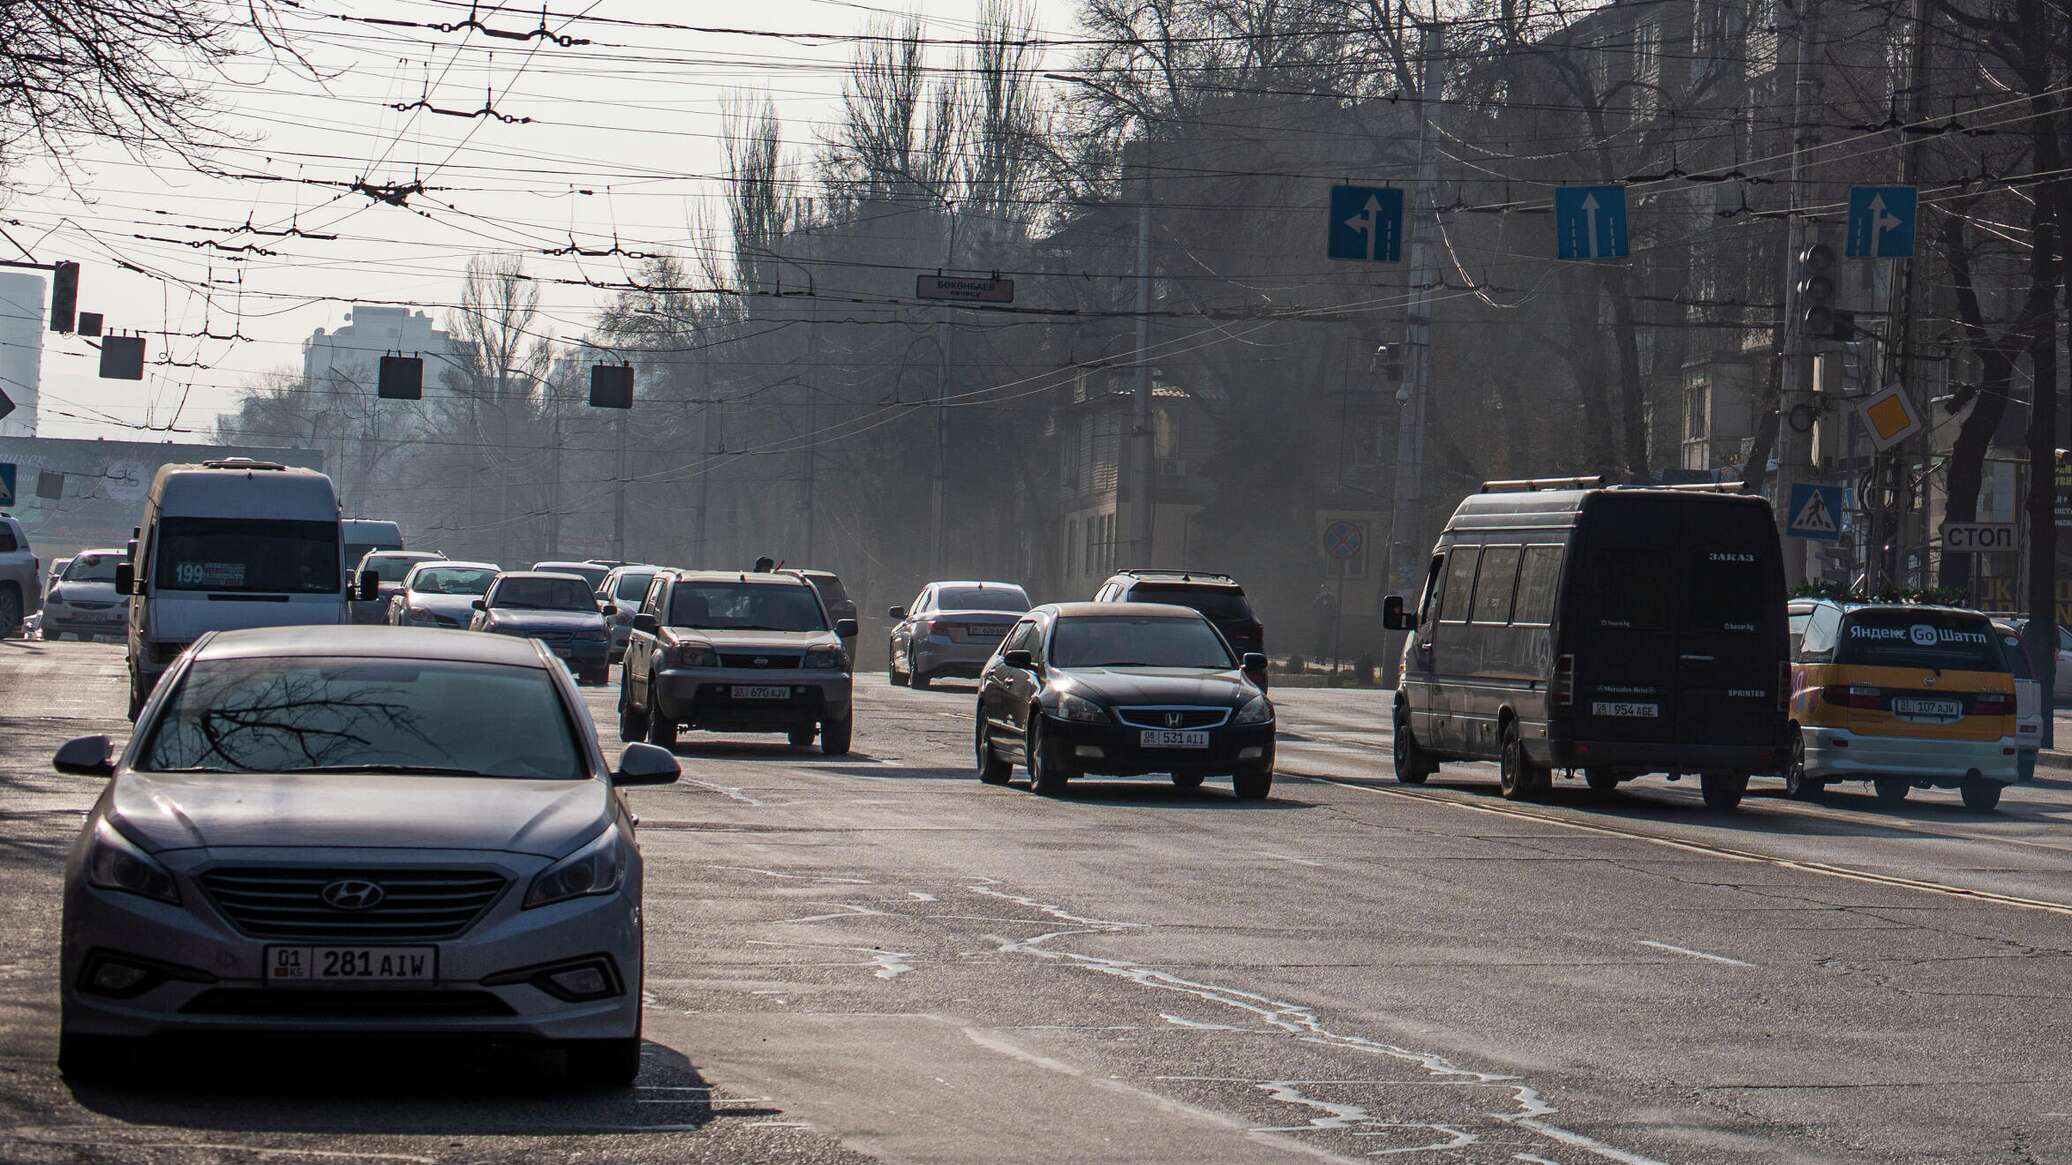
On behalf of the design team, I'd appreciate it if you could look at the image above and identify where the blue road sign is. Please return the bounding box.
[1786,483,1844,542]
[1555,186,1629,260]
[1327,185,1404,263]
[1845,185,1917,258]
[1324,520,1363,561]
[0,463,14,508]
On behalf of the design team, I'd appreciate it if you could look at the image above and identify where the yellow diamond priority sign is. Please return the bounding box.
[1857,382,1922,452]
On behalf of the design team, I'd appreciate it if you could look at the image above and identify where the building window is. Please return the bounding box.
[1632,21,1661,118]
[1746,0,1777,74]
[1066,519,1079,579]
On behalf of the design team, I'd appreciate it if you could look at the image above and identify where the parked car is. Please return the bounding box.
[598,565,664,664]
[532,561,610,592]
[1785,599,2018,810]
[1093,569,1264,661]
[783,569,858,664]
[47,556,73,598]
[1384,479,1788,809]
[887,580,1031,688]
[2006,618,2072,702]
[470,572,613,685]
[1993,620,2042,783]
[618,570,858,754]
[0,512,40,639]
[54,625,678,1087]
[388,560,500,629]
[350,550,446,625]
[41,548,128,641]
[974,602,1275,798]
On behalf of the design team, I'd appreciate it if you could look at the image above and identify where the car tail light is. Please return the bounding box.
[1971,692,2015,716]
[1820,684,1884,709]
[1553,654,1575,706]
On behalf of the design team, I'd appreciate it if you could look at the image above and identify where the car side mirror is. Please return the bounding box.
[633,612,659,634]
[357,570,381,602]
[53,735,115,777]
[1242,652,1269,675]
[888,606,905,619]
[834,618,858,638]
[1004,649,1035,670]
[115,563,135,596]
[614,742,680,786]
[1381,594,1412,632]
[598,600,615,614]
[472,598,487,611]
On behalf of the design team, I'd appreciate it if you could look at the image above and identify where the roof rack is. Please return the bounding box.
[1654,481,1745,493]
[1118,567,1239,584]
[200,457,286,471]
[1479,475,1607,493]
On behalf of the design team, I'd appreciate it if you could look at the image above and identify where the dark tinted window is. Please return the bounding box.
[1050,615,1234,669]
[938,586,1030,612]
[669,583,826,631]
[489,577,595,611]
[1415,554,1446,625]
[1472,546,1521,624]
[364,553,436,583]
[613,571,657,601]
[534,563,608,589]
[1572,547,1671,630]
[0,524,15,553]
[156,517,341,594]
[1512,546,1563,625]
[1997,629,2034,679]
[1800,606,1840,661]
[1128,585,1251,622]
[1836,610,2003,671]
[1439,549,1480,624]
[410,566,497,596]
[63,553,122,582]
[1686,552,1769,633]
[804,574,850,604]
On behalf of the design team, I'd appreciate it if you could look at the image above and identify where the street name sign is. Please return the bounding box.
[1786,482,1844,542]
[1845,186,1917,258]
[1943,522,2016,553]
[1326,185,1404,263]
[1554,185,1630,260]
[916,274,1015,303]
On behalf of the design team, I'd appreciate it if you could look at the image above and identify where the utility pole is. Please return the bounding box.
[1384,24,1446,599]
[932,315,950,578]
[1771,0,1824,588]
[802,289,819,565]
[1882,0,1933,589]
[544,380,563,556]
[1129,138,1157,565]
[611,410,628,562]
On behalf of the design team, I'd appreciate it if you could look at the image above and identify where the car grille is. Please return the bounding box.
[1114,707,1232,731]
[200,868,508,941]
[720,653,802,668]
[181,989,515,1018]
[70,600,119,611]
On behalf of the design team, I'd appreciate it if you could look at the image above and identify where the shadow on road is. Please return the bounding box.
[1025,778,1311,809]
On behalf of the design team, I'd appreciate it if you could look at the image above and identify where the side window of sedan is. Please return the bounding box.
[641,577,666,616]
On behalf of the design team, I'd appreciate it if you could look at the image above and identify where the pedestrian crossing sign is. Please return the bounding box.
[1786,483,1843,542]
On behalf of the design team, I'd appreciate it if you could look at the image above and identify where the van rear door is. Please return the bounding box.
[1676,504,1788,749]
[1568,497,1681,745]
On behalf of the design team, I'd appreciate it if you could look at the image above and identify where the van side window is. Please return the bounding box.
[1415,554,1445,626]
[1472,546,1522,624]
[1787,612,1811,657]
[1439,548,1480,624]
[1798,607,1838,662]
[0,523,15,553]
[1512,546,1564,625]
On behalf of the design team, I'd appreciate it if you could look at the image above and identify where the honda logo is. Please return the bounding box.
[1166,712,1186,729]
[319,879,386,911]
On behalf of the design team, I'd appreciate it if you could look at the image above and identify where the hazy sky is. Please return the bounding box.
[2,0,1083,443]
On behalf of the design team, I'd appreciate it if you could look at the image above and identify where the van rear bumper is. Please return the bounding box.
[1540,739,1785,775]
[1802,728,2019,785]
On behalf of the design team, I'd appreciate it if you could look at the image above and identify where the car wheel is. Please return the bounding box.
[1960,775,2003,811]
[1027,717,1068,796]
[1584,768,1621,795]
[1497,721,1544,801]
[126,670,146,723]
[788,724,816,747]
[1700,771,1747,810]
[617,678,649,743]
[1392,702,1433,784]
[645,684,676,749]
[909,650,931,690]
[564,1037,642,1089]
[1873,777,1910,808]
[1784,729,1823,801]
[1232,767,1273,800]
[820,714,853,756]
[0,588,20,639]
[887,646,909,687]
[58,1031,136,1083]
[976,716,1013,784]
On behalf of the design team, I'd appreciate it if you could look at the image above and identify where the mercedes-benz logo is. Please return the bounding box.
[320,879,386,911]
[1166,712,1186,729]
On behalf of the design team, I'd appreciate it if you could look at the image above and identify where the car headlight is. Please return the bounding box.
[579,627,609,641]
[1056,693,1110,724]
[524,823,627,909]
[84,819,180,905]
[804,646,846,669]
[667,643,718,668]
[1233,694,1274,725]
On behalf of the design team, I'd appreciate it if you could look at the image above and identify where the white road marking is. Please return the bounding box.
[1515,1156,1566,1164]
[908,891,939,902]
[744,938,915,979]
[1254,851,1327,868]
[1637,940,1755,968]
[1161,1013,1240,1030]
[683,778,764,806]
[768,903,882,925]
[1,1141,433,1163]
[1251,1081,1374,1131]
[709,864,871,885]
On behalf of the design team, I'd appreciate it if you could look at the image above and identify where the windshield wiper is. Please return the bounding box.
[285,764,492,777]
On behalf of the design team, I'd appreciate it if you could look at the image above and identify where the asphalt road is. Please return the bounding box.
[2,639,2070,1164]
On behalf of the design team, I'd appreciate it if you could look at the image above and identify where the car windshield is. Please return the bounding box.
[156,517,341,595]
[805,574,850,604]
[138,658,584,778]
[491,577,595,611]
[1996,628,2035,679]
[1050,615,1235,669]
[535,563,608,589]
[670,583,826,631]
[411,566,498,596]
[62,553,121,583]
[1129,585,1251,622]
[613,571,657,601]
[1837,610,2004,672]
[364,554,436,583]
[938,586,1030,612]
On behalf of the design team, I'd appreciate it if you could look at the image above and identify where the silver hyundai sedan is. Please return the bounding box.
[55,625,679,1087]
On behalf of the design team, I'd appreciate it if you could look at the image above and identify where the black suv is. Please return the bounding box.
[1093,570,1264,659]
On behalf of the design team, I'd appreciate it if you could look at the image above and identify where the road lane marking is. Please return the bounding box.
[1,1141,434,1163]
[1295,774,2072,918]
[1636,941,1755,968]
[1254,851,1327,868]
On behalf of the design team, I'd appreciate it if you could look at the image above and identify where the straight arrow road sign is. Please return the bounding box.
[1326,185,1404,263]
[1554,185,1629,260]
[1846,186,1917,258]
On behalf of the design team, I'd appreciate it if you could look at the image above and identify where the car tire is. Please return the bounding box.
[126,670,146,723]
[58,1031,136,1083]
[0,587,20,639]
[1027,718,1068,796]
[1784,729,1824,801]
[909,651,931,690]
[565,1037,642,1089]
[1960,776,2003,811]
[645,684,676,749]
[1584,768,1621,795]
[1392,702,1433,784]
[1232,767,1273,800]
[821,714,853,756]
[1700,771,1747,810]
[976,716,1013,784]
[788,724,816,747]
[1170,771,1205,790]
[1497,722,1544,801]
[617,679,649,743]
[887,648,909,687]
[1873,778,1910,808]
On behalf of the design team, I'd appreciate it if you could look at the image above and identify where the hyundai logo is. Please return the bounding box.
[320,879,386,911]
[1166,712,1186,729]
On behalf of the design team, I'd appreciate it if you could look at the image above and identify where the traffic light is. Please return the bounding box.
[377,354,424,400]
[1796,243,1837,340]
[48,261,78,333]
[589,364,633,409]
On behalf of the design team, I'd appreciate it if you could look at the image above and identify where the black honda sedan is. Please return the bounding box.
[974,602,1276,798]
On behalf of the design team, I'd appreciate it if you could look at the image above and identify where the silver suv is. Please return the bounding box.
[0,514,40,639]
[617,570,858,754]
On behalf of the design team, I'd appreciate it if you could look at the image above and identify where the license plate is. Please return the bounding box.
[732,685,791,700]
[1591,701,1659,718]
[1892,697,1961,720]
[967,627,1005,639]
[267,946,436,984]
[1141,729,1210,749]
